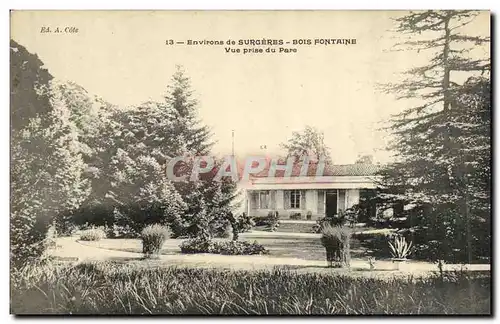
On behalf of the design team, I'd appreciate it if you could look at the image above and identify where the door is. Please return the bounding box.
[325,190,338,217]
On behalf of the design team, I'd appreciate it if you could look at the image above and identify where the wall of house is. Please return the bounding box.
[248,189,362,220]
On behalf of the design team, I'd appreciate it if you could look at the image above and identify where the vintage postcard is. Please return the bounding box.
[10,10,491,315]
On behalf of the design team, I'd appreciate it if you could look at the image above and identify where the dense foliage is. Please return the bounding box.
[10,41,242,265]
[280,125,332,163]
[179,238,268,255]
[10,41,89,264]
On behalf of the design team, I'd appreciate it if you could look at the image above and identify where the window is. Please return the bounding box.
[258,191,270,209]
[290,190,301,209]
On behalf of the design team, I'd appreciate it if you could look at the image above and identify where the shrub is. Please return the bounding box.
[314,207,364,233]
[266,211,280,232]
[314,213,347,233]
[320,225,351,268]
[79,227,106,241]
[306,210,312,220]
[290,212,302,220]
[232,212,254,238]
[352,231,395,258]
[253,217,268,226]
[54,211,80,236]
[343,206,361,227]
[389,235,414,259]
[180,238,268,255]
[211,240,268,255]
[179,237,214,254]
[141,224,171,258]
[115,224,140,238]
[221,223,233,239]
[353,230,446,261]
[71,205,115,231]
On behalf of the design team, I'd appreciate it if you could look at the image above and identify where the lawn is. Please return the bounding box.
[78,228,384,261]
[79,232,374,261]
[254,221,379,234]
[255,222,315,233]
[11,261,491,314]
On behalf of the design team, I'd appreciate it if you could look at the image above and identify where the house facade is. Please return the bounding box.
[240,163,380,220]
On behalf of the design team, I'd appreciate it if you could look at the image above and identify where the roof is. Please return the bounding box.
[322,163,381,176]
[249,160,381,178]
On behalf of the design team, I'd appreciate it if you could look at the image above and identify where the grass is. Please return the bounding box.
[11,261,491,315]
[255,222,315,233]
[254,222,381,234]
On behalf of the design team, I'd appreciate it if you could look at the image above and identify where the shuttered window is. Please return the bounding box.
[258,191,270,209]
[251,192,259,210]
[284,190,291,209]
[290,190,301,209]
[270,190,276,209]
[317,190,325,214]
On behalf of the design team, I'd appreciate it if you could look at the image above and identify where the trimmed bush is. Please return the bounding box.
[141,224,171,258]
[180,238,268,255]
[320,225,351,268]
[79,227,106,241]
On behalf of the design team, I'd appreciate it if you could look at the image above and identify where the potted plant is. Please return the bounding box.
[388,236,413,270]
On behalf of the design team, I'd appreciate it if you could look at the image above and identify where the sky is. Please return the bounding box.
[10,10,490,164]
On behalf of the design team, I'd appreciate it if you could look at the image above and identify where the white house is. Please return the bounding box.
[239,162,380,220]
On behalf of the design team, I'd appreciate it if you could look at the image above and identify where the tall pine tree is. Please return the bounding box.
[164,66,240,238]
[166,65,214,156]
[378,11,490,262]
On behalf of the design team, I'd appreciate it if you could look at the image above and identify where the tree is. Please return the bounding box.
[280,125,332,163]
[168,157,241,239]
[378,11,490,262]
[164,67,239,238]
[10,40,53,131]
[106,149,186,235]
[77,98,189,234]
[49,81,107,159]
[10,42,89,263]
[166,65,214,156]
[48,80,127,230]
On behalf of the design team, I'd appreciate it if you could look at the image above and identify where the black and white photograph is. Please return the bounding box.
[9,10,491,315]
